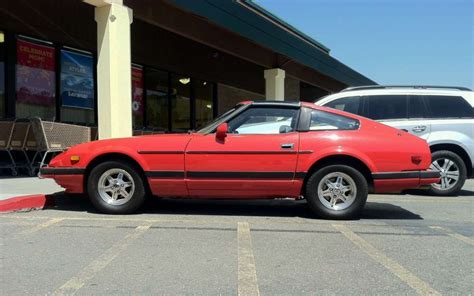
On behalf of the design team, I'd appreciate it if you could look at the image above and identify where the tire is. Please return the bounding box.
[305,165,368,220]
[87,160,146,214]
[429,150,467,196]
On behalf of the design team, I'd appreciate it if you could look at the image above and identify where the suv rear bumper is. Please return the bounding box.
[372,171,440,193]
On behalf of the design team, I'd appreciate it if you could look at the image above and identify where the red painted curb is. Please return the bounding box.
[0,194,55,212]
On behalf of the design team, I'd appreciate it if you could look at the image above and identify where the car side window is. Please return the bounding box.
[324,96,362,115]
[365,95,408,120]
[310,110,360,131]
[424,95,473,118]
[408,95,426,118]
[227,107,299,134]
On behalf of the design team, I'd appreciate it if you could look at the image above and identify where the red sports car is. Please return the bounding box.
[40,101,439,219]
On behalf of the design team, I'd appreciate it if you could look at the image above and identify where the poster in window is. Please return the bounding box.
[16,39,56,106]
[60,49,94,109]
[132,66,144,116]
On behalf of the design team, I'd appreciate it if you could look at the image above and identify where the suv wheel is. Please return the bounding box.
[429,150,467,196]
[305,165,368,220]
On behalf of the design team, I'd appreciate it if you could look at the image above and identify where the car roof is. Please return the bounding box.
[237,100,364,119]
[315,88,474,107]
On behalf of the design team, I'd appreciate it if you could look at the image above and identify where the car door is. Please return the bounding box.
[185,105,301,198]
[363,94,432,140]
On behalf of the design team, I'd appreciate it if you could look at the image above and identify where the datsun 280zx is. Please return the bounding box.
[40,101,439,219]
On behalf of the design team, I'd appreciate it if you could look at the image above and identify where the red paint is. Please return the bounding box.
[42,103,438,198]
[0,194,53,212]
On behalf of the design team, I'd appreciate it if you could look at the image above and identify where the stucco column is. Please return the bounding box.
[264,68,285,101]
[85,0,133,139]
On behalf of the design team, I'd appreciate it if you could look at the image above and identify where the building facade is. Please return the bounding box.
[0,0,375,137]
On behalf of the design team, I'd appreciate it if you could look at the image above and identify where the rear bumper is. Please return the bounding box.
[39,167,85,194]
[372,171,440,193]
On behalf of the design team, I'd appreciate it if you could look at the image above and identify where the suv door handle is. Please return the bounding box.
[412,125,427,133]
[281,143,294,149]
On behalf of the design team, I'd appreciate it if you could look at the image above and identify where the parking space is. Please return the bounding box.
[1,180,473,295]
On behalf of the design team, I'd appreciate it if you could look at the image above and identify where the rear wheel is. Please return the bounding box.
[305,165,368,220]
[429,150,466,196]
[87,161,146,214]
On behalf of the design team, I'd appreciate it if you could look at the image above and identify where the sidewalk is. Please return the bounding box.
[0,177,64,200]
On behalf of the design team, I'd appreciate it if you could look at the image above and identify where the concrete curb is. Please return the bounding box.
[0,194,55,212]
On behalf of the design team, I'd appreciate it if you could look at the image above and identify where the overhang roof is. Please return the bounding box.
[168,0,376,86]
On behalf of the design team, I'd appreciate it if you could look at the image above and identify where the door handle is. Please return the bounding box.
[281,143,294,149]
[412,125,427,133]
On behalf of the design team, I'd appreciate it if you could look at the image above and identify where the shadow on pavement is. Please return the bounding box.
[403,187,474,197]
[46,192,422,220]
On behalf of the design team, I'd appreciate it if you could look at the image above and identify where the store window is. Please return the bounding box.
[0,31,5,118]
[195,79,213,129]
[170,74,191,132]
[60,49,95,124]
[146,68,168,130]
[131,65,144,127]
[15,37,56,120]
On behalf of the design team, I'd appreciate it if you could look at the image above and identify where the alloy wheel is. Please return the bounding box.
[317,172,357,211]
[429,158,460,191]
[97,168,135,205]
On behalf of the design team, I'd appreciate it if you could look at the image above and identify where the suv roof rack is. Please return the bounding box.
[341,85,472,92]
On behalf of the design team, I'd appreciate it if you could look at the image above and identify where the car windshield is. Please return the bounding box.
[196,104,245,134]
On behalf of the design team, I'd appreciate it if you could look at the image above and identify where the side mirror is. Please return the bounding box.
[216,123,228,140]
[279,125,292,134]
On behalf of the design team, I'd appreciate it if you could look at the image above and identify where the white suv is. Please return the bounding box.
[316,86,473,195]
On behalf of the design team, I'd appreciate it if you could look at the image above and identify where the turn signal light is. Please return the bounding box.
[411,155,422,165]
[70,155,80,164]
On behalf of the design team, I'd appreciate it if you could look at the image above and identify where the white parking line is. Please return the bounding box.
[238,222,260,296]
[52,224,151,296]
[429,226,474,246]
[333,224,441,296]
[18,218,64,236]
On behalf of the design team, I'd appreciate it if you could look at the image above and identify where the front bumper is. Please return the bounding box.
[39,167,85,194]
[372,170,440,193]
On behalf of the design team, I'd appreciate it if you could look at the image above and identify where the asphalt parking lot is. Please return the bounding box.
[1,180,473,295]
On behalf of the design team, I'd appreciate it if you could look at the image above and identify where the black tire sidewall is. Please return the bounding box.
[429,150,467,196]
[306,165,368,220]
[87,161,146,214]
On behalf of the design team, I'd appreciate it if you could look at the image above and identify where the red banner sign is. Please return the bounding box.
[16,39,56,106]
[132,66,144,116]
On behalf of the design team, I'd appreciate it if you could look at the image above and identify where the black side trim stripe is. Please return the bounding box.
[145,171,185,178]
[372,171,440,180]
[145,171,307,180]
[420,171,441,178]
[186,151,297,155]
[138,151,184,154]
[40,168,85,175]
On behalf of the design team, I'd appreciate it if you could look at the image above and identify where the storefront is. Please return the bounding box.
[0,0,374,134]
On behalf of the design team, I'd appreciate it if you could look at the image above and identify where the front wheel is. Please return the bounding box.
[305,165,368,220]
[428,150,467,196]
[87,161,146,214]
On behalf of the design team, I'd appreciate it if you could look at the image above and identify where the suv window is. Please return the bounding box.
[366,95,408,120]
[425,95,473,118]
[310,110,360,131]
[324,96,362,115]
[408,95,426,118]
[227,107,299,134]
